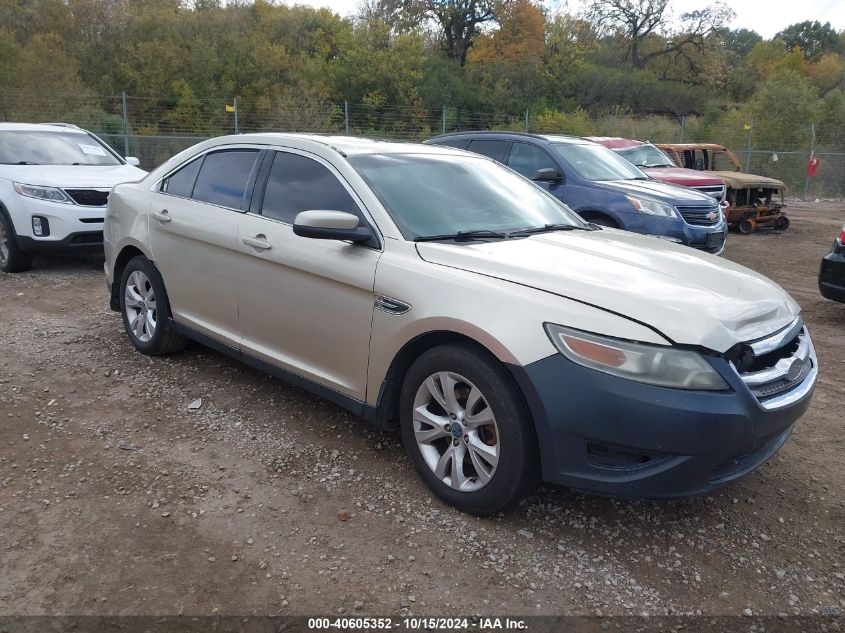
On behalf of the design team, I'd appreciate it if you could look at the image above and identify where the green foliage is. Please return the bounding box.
[530,108,595,135]
[775,21,842,60]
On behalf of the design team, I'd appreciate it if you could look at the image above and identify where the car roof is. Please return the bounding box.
[0,122,89,134]
[585,136,646,149]
[657,143,729,151]
[215,133,466,157]
[426,131,596,146]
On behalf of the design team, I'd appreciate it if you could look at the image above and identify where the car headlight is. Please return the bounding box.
[626,195,677,218]
[13,183,71,203]
[544,324,728,390]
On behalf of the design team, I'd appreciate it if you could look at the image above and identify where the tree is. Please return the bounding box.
[775,21,842,60]
[427,0,497,65]
[585,0,733,69]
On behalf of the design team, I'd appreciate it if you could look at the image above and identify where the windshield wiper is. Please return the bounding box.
[415,229,511,242]
[0,161,39,165]
[508,223,596,237]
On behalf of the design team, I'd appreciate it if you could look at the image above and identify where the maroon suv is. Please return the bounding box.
[589,137,727,203]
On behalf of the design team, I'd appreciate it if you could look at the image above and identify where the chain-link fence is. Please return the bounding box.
[2,90,842,198]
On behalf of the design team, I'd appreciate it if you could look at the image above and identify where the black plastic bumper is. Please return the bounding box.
[819,239,845,303]
[508,352,813,499]
[17,232,104,254]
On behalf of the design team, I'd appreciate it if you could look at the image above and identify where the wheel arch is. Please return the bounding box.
[368,330,532,435]
[577,209,619,227]
[110,242,152,311]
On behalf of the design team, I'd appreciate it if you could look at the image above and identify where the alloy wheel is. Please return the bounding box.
[124,270,157,343]
[0,221,9,265]
[412,371,500,492]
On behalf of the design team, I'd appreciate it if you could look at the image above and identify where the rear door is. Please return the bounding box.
[235,149,381,400]
[149,147,262,346]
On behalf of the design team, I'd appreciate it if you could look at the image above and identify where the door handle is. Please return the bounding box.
[153,209,172,223]
[242,234,272,251]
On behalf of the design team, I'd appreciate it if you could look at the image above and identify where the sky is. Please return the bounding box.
[281,0,845,40]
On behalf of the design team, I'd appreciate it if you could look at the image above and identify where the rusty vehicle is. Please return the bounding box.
[657,143,789,234]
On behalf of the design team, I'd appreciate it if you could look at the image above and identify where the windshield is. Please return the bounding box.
[349,153,584,240]
[552,143,647,181]
[0,130,122,166]
[614,144,675,168]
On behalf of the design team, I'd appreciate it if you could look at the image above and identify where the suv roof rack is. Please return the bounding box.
[428,130,552,141]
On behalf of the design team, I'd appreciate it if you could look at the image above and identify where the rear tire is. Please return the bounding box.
[739,218,756,234]
[0,212,33,273]
[399,344,540,515]
[120,256,188,355]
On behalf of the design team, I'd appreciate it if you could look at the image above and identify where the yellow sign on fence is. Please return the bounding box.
[225,104,235,113]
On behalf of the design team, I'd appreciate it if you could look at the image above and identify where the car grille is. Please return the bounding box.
[677,205,722,226]
[64,189,110,207]
[731,318,817,411]
[692,185,726,201]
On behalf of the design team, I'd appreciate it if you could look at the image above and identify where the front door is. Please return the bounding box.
[506,142,565,198]
[235,149,381,400]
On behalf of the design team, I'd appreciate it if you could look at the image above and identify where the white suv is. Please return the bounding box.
[104,134,816,514]
[0,123,146,272]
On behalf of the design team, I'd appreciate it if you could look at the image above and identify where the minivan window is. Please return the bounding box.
[161,156,203,197]
[552,143,646,181]
[0,130,121,166]
[466,139,510,163]
[192,149,259,209]
[350,153,582,239]
[261,152,361,224]
[507,143,558,178]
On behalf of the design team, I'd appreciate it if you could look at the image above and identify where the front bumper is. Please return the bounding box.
[5,194,105,253]
[509,346,815,499]
[819,239,845,303]
[618,213,727,255]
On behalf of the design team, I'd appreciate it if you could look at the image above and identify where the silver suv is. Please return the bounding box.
[104,134,816,514]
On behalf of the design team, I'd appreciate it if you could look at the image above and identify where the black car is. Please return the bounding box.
[819,224,845,303]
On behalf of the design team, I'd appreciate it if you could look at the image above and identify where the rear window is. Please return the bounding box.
[191,150,259,209]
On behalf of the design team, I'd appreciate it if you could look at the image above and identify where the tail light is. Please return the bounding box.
[839,224,845,243]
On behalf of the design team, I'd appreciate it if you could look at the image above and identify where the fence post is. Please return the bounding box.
[442,105,446,135]
[524,109,529,133]
[743,119,753,173]
[233,97,239,134]
[679,114,685,143]
[344,101,350,135]
[802,123,816,201]
[121,91,129,157]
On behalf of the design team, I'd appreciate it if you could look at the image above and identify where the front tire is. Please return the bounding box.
[0,212,33,273]
[120,256,187,355]
[399,344,540,515]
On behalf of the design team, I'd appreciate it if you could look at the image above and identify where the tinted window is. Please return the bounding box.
[192,150,259,209]
[261,152,360,224]
[551,143,646,181]
[507,143,557,178]
[466,139,510,163]
[161,156,202,197]
[431,138,470,150]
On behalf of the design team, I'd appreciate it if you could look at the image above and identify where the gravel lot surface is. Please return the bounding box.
[1,201,843,618]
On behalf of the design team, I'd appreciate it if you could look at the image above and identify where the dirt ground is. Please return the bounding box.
[1,200,843,619]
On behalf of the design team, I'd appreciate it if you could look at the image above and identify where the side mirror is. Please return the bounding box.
[293,210,374,243]
[533,168,564,183]
[125,156,140,166]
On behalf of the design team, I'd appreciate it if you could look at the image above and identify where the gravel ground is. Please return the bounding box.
[1,200,843,619]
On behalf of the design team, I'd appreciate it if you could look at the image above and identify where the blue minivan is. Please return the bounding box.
[425,132,727,254]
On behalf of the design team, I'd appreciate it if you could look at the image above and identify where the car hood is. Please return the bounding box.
[0,164,147,188]
[416,229,799,353]
[641,166,725,187]
[597,179,716,204]
[710,171,786,190]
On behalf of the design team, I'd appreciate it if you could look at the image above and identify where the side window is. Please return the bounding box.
[260,152,361,224]
[192,149,260,209]
[466,139,510,163]
[507,143,557,179]
[161,156,202,197]
[433,139,470,150]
